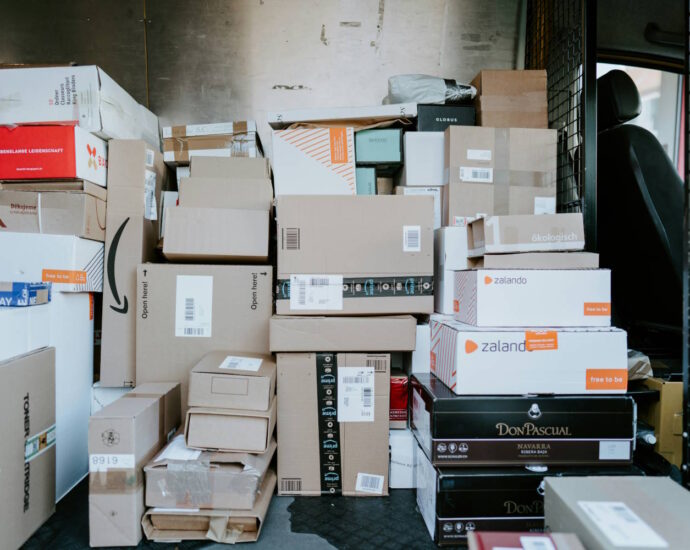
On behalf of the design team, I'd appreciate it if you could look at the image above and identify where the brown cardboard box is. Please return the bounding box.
[276,196,434,315]
[544,476,690,550]
[178,177,273,210]
[162,207,269,262]
[185,398,276,453]
[189,156,270,179]
[101,140,166,387]
[145,434,276,510]
[469,252,600,269]
[136,263,272,414]
[142,470,276,544]
[124,382,182,445]
[471,69,548,128]
[188,352,276,411]
[442,126,557,224]
[0,348,55,550]
[270,315,418,352]
[638,377,683,467]
[277,352,390,497]
[0,182,106,241]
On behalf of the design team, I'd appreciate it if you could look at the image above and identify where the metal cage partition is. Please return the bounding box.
[684,0,690,489]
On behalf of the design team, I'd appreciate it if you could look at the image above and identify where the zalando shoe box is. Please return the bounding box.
[430,317,627,395]
[454,269,611,326]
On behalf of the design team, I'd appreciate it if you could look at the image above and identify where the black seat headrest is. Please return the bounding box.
[597,70,642,131]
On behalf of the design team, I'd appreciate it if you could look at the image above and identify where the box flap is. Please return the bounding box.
[191,351,275,377]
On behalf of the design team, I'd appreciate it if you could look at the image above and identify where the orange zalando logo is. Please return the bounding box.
[86,144,106,170]
[430,352,437,371]
[484,276,493,285]
[465,340,478,354]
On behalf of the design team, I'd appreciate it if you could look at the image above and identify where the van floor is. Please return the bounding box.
[22,479,436,549]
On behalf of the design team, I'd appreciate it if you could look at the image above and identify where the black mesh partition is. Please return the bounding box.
[683,0,690,489]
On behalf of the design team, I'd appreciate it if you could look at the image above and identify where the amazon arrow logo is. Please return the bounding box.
[108,218,129,314]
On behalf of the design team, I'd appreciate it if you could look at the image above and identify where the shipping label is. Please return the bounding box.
[337,366,375,423]
[175,275,213,337]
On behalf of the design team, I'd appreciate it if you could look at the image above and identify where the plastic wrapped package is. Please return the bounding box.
[386,74,476,105]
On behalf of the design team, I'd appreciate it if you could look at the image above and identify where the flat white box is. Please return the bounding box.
[410,322,431,375]
[434,227,470,314]
[430,317,628,395]
[401,132,445,186]
[267,103,417,129]
[0,233,104,292]
[396,186,442,229]
[454,269,611,327]
[0,66,159,145]
[272,128,356,195]
[389,428,417,489]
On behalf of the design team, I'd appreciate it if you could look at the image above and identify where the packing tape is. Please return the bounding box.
[207,517,242,544]
[276,275,434,301]
[316,353,342,495]
[493,128,510,214]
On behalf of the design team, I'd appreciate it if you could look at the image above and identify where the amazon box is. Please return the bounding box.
[189,156,270,179]
[454,269,611,326]
[276,195,434,315]
[430,317,627,395]
[178,177,273,210]
[184,398,276,453]
[142,470,276,544]
[188,352,276,411]
[100,140,166,387]
[124,382,181,446]
[136,263,272,413]
[0,348,56,550]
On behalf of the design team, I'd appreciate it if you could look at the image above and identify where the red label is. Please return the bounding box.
[0,125,77,180]
[390,376,409,423]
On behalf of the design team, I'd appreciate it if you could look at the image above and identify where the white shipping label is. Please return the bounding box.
[337,366,375,422]
[599,440,631,461]
[467,149,492,161]
[355,473,384,495]
[145,148,155,167]
[219,355,262,372]
[144,169,158,221]
[520,536,557,550]
[89,453,135,472]
[403,225,421,252]
[578,501,668,548]
[175,275,213,337]
[152,507,200,514]
[534,196,557,215]
[459,166,493,183]
[156,436,201,462]
[290,274,343,311]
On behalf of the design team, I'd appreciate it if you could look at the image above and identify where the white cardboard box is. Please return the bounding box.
[0,303,51,361]
[434,227,470,314]
[430,317,628,395]
[0,233,104,292]
[454,269,611,327]
[91,382,131,415]
[401,132,445,186]
[272,128,356,195]
[389,428,417,489]
[267,103,417,129]
[436,270,456,315]
[410,322,431,375]
[396,186,442,229]
[0,66,159,145]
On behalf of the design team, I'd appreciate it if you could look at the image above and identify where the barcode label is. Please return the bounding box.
[355,473,384,495]
[467,148,492,161]
[366,357,387,372]
[520,536,556,550]
[145,149,155,167]
[281,478,302,493]
[598,440,630,460]
[218,355,263,372]
[338,366,374,423]
[144,169,158,220]
[283,228,300,250]
[578,501,668,548]
[459,166,493,183]
[175,275,213,338]
[289,274,343,311]
[403,225,421,252]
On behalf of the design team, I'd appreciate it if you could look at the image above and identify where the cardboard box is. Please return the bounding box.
[273,127,356,195]
[431,317,627,395]
[417,104,476,131]
[376,176,394,195]
[544,476,690,550]
[467,214,585,256]
[188,352,275,411]
[389,429,416,489]
[91,383,131,415]
[176,166,190,186]
[390,370,408,428]
[434,226,470,314]
[443,126,557,223]
[470,252,600,269]
[100,140,166,387]
[454,269,611,327]
[410,374,635,467]
[638,377,683,467]
[276,195,434,315]
[185,398,276,453]
[0,182,107,241]
[0,124,108,187]
[89,487,145,548]
[471,70,548,128]
[162,207,269,262]
[136,264,272,413]
[0,232,103,292]
[356,167,376,195]
[160,190,178,239]
[0,281,51,306]
[400,132,445,186]
[269,314,417,352]
[468,532,585,550]
[0,303,50,362]
[125,382,182,446]
[145,434,276,510]
[189,156,270,179]
[277,353,390,496]
[142,470,276,544]
[267,103,417,129]
[0,65,160,144]
[163,121,261,164]
[355,128,402,165]
[395,185,442,229]
[404,320,432,375]
[178,177,273,210]
[0,348,56,550]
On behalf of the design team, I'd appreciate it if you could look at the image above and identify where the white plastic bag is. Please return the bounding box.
[386,74,476,104]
